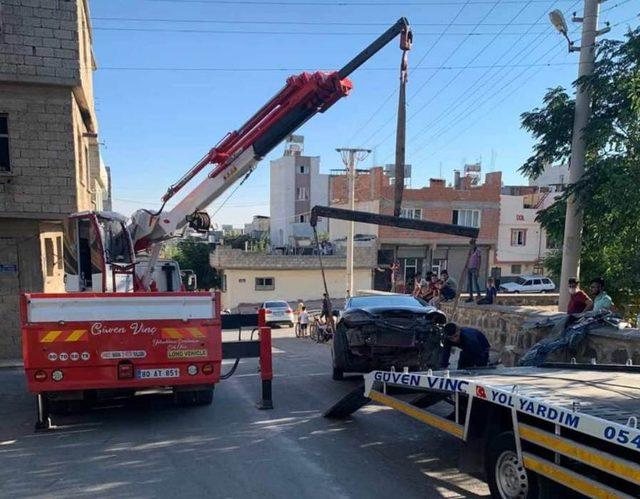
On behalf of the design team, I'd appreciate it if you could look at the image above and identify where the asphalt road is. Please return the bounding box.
[0,327,489,498]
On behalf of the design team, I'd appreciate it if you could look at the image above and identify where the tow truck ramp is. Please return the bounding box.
[326,364,640,498]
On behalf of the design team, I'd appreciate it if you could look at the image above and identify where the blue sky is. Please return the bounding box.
[90,0,638,226]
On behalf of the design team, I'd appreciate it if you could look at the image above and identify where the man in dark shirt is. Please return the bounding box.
[567,278,592,314]
[440,322,490,369]
[321,293,332,322]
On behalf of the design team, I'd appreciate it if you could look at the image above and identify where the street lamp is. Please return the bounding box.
[549,9,578,52]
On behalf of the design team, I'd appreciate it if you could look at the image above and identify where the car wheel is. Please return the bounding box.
[332,367,344,381]
[514,290,520,294]
[486,431,539,499]
[288,322,294,328]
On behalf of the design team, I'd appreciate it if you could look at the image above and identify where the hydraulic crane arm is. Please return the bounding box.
[129,18,412,289]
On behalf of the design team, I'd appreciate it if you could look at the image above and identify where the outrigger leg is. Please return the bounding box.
[35,393,52,431]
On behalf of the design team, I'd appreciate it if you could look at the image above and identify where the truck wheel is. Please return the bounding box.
[176,388,214,407]
[196,388,214,405]
[486,431,538,499]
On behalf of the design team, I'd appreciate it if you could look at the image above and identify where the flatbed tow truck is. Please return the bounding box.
[327,363,640,498]
[310,206,639,497]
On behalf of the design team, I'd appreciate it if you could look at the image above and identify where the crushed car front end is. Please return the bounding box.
[333,303,446,375]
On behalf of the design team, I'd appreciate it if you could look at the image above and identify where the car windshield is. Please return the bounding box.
[347,295,428,309]
[265,301,289,309]
[516,277,527,285]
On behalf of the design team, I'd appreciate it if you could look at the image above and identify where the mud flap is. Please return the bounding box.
[324,384,371,419]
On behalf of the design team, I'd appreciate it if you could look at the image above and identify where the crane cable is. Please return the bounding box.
[313,225,333,317]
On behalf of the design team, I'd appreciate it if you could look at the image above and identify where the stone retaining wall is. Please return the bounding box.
[494,293,558,307]
[440,301,640,366]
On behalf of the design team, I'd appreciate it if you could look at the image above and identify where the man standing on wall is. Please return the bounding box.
[466,240,482,302]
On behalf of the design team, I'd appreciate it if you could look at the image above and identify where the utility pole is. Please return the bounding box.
[549,2,609,311]
[337,148,371,297]
[393,31,411,217]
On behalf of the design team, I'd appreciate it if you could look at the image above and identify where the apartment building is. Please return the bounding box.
[330,167,501,292]
[493,164,568,281]
[0,0,107,358]
[269,136,329,247]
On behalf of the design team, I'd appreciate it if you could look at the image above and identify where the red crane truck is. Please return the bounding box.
[20,18,413,430]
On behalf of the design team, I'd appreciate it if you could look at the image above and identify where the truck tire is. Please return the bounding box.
[176,388,214,407]
[486,431,539,499]
[196,388,214,405]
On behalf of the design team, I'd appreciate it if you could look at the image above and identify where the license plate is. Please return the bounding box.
[274,311,284,316]
[136,368,180,379]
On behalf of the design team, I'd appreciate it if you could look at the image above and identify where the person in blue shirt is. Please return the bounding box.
[440,322,490,369]
[477,277,498,305]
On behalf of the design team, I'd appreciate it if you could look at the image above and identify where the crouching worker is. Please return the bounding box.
[439,322,490,369]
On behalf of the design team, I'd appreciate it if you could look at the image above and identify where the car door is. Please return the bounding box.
[532,279,543,292]
[522,279,533,292]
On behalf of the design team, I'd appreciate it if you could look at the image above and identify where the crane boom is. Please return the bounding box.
[128,18,412,289]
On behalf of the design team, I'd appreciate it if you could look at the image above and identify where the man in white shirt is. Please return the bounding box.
[299,306,309,337]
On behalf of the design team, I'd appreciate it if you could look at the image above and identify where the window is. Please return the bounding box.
[78,134,85,185]
[255,277,275,291]
[545,235,560,250]
[298,214,309,223]
[511,264,522,275]
[542,278,552,284]
[298,165,309,174]
[296,187,309,201]
[44,238,55,277]
[510,229,527,246]
[452,209,480,228]
[400,208,422,219]
[0,116,10,172]
[56,237,63,270]
[533,279,542,285]
[84,145,90,188]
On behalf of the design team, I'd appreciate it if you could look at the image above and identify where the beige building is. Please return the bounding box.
[0,0,107,358]
[210,247,376,310]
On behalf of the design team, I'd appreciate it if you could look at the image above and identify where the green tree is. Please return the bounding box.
[168,239,220,290]
[519,27,640,313]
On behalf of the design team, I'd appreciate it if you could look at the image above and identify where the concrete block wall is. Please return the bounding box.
[0,83,77,216]
[0,0,81,87]
[210,246,378,270]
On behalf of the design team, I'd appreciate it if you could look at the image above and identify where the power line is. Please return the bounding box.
[410,39,568,162]
[361,0,507,149]
[92,62,576,72]
[138,0,576,5]
[406,8,635,163]
[345,0,473,145]
[350,0,489,147]
[91,16,550,27]
[399,0,567,158]
[375,0,581,159]
[91,26,551,36]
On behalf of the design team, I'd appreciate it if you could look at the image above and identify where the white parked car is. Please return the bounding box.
[499,276,556,293]
[260,301,294,327]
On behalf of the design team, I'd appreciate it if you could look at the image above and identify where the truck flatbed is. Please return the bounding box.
[329,364,640,497]
[433,365,640,427]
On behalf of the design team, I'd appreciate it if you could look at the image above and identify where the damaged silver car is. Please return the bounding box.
[331,294,446,380]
